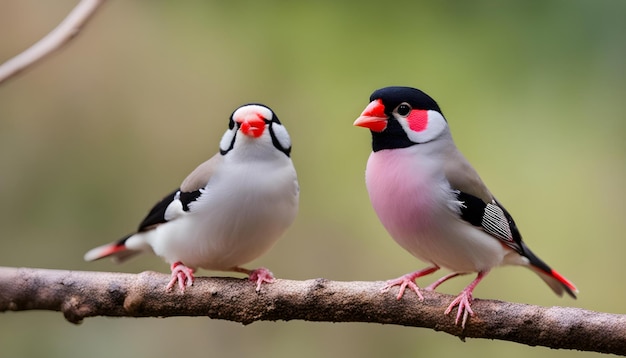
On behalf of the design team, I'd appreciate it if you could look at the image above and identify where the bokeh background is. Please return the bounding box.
[1,1,625,357]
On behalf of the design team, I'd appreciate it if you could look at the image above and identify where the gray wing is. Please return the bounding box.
[443,147,523,253]
[180,153,223,192]
[136,152,223,231]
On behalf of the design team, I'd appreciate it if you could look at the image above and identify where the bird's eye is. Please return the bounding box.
[397,104,411,116]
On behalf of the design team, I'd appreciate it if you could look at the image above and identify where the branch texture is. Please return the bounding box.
[0,0,107,85]
[1,267,624,354]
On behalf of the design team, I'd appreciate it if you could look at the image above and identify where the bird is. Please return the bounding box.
[84,103,299,292]
[353,86,577,327]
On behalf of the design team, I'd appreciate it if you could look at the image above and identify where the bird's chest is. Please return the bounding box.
[159,160,298,269]
[365,149,460,240]
[194,161,298,233]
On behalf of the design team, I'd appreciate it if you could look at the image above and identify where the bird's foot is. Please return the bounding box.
[248,267,275,292]
[166,261,195,292]
[444,271,488,328]
[445,289,474,328]
[233,266,275,291]
[382,275,424,301]
[381,266,440,301]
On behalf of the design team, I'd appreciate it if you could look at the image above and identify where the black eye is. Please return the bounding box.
[397,104,411,116]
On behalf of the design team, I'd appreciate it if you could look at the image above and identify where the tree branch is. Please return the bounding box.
[0,267,623,355]
[0,0,107,85]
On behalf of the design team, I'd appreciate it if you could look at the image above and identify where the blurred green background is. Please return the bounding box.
[1,1,624,357]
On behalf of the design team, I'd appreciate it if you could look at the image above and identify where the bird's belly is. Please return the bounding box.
[393,217,508,272]
[149,178,298,271]
[151,217,280,270]
[366,150,507,272]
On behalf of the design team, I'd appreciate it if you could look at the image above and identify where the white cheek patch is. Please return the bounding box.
[400,110,447,144]
[271,123,292,151]
[219,127,237,153]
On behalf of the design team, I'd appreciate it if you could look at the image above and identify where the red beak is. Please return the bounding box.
[237,114,266,138]
[353,99,388,132]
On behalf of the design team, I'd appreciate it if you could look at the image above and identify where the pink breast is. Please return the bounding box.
[365,150,440,240]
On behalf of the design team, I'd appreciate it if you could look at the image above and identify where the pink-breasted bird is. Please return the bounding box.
[85,104,299,292]
[353,86,577,327]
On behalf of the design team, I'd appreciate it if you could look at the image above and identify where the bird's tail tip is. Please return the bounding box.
[84,235,140,263]
[83,242,127,262]
[550,268,579,299]
[532,265,578,299]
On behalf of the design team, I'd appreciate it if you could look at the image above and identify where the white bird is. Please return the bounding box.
[85,104,299,292]
[354,86,577,327]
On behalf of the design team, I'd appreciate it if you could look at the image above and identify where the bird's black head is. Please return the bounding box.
[369,86,442,114]
[354,86,448,152]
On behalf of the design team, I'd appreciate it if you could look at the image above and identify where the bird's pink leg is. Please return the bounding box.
[166,261,195,292]
[445,271,488,328]
[233,266,275,292]
[382,266,440,301]
[424,272,466,291]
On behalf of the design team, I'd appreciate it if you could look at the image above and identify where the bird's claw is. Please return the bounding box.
[382,276,425,301]
[445,290,475,328]
[381,267,440,301]
[166,261,195,292]
[248,267,275,292]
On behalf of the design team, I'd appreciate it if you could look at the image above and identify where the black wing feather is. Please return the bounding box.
[456,191,523,254]
[457,191,486,226]
[179,190,203,211]
[137,188,202,232]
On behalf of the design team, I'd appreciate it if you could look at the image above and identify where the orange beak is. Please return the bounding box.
[353,99,388,132]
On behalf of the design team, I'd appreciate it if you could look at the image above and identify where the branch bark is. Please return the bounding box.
[0,267,623,355]
[0,0,107,85]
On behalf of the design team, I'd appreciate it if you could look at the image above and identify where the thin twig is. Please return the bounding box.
[0,0,107,85]
[0,266,624,355]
